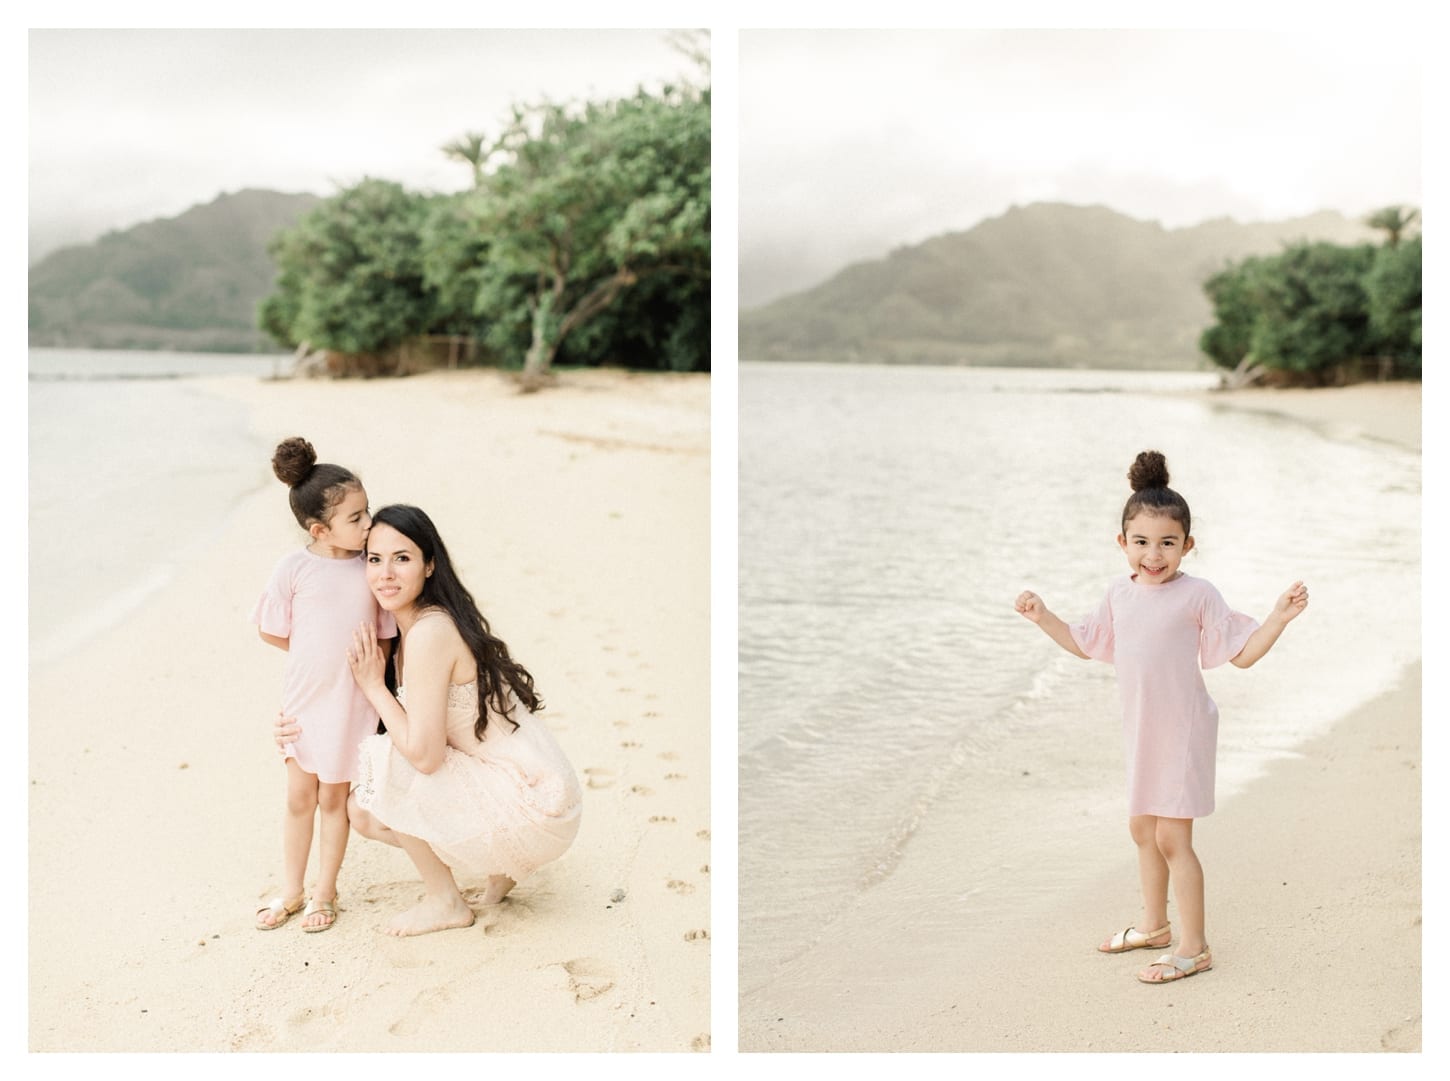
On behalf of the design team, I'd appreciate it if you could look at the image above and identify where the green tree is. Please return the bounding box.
[1365,205,1419,248]
[1245,242,1377,376]
[456,82,710,387]
[441,131,492,189]
[1199,256,1267,379]
[258,179,438,365]
[1365,234,1422,375]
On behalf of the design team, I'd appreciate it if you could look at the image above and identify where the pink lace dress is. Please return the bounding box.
[355,681,582,881]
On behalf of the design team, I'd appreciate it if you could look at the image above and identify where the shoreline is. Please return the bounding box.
[28,367,711,1052]
[741,377,1422,1052]
[1177,380,1421,453]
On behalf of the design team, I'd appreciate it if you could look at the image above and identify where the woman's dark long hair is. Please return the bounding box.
[371,504,540,737]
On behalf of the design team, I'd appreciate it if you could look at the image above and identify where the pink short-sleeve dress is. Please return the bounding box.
[1070,573,1258,818]
[252,548,397,783]
[355,681,583,882]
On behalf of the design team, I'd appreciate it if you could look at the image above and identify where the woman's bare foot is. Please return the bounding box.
[479,875,516,905]
[383,891,476,937]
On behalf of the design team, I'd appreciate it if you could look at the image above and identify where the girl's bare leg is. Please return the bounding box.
[260,759,317,926]
[1102,814,1172,949]
[385,831,476,936]
[299,780,351,929]
[1148,817,1207,970]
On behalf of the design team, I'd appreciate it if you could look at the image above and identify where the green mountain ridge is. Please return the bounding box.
[29,188,323,352]
[739,202,1379,369]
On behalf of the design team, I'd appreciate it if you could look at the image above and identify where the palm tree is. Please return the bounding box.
[441,131,490,188]
[1365,205,1419,248]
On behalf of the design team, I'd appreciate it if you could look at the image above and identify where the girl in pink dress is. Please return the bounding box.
[251,438,396,932]
[1015,450,1308,983]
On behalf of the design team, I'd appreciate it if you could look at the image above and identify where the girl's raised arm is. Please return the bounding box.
[1230,581,1308,668]
[1015,591,1090,660]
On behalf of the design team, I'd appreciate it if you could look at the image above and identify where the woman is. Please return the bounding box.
[277,504,582,936]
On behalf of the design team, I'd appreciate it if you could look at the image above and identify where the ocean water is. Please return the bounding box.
[738,361,1420,1004]
[28,348,284,665]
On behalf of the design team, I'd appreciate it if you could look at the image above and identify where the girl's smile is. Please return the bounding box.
[1118,512,1194,585]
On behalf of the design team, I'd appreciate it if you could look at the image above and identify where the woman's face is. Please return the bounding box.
[365,523,432,612]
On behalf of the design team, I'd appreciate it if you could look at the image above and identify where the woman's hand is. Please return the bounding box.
[348,622,388,691]
[1271,580,1309,624]
[274,711,301,755]
[1015,590,1047,624]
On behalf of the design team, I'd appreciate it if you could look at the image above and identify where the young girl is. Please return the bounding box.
[1014,450,1307,983]
[251,437,396,932]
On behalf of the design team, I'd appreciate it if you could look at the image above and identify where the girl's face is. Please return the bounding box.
[311,485,372,555]
[365,522,433,612]
[1117,512,1194,585]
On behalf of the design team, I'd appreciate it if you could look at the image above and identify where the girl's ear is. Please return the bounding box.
[308,520,327,540]
[1116,533,1128,551]
[1183,535,1196,554]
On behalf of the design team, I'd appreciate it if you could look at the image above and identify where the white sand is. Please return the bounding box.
[28,368,710,1052]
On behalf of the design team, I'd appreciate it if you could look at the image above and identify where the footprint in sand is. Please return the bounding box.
[700,864,710,874]
[666,880,695,894]
[621,740,642,749]
[696,829,710,841]
[561,958,616,1003]
[389,986,455,1036]
[583,767,617,789]
[229,1023,275,1051]
[649,815,677,824]
[691,1034,711,1052]
[643,710,661,719]
[683,929,709,942]
[664,772,685,781]
[612,719,631,729]
[630,784,654,796]
[658,751,678,761]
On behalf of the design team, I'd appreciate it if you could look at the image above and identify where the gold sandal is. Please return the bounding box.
[1138,947,1212,983]
[300,897,338,933]
[1099,923,1172,953]
[255,895,304,930]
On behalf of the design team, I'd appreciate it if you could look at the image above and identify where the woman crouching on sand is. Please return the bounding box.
[276,504,582,936]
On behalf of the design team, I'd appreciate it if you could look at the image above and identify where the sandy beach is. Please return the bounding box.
[28,367,710,1052]
[740,379,1423,1054]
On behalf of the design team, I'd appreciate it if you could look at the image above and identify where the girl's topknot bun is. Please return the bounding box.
[1127,450,1170,492]
[271,437,318,488]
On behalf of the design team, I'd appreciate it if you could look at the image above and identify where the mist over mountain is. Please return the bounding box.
[739,203,1379,369]
[29,189,323,353]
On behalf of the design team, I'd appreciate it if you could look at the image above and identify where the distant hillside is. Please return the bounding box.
[29,188,322,352]
[739,203,1379,369]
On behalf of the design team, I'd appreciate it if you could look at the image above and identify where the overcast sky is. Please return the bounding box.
[28,28,701,261]
[740,28,1422,308]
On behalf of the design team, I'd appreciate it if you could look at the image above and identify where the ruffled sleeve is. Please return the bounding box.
[1069,587,1115,663]
[1198,582,1259,669]
[251,557,295,638]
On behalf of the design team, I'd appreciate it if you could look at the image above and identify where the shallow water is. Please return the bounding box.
[29,349,280,664]
[738,361,1420,1002]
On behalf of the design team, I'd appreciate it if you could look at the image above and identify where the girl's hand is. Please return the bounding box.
[274,711,301,755]
[1015,590,1047,623]
[348,622,387,690]
[1272,580,1309,624]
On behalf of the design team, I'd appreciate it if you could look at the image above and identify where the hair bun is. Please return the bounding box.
[271,436,318,488]
[1127,450,1170,492]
